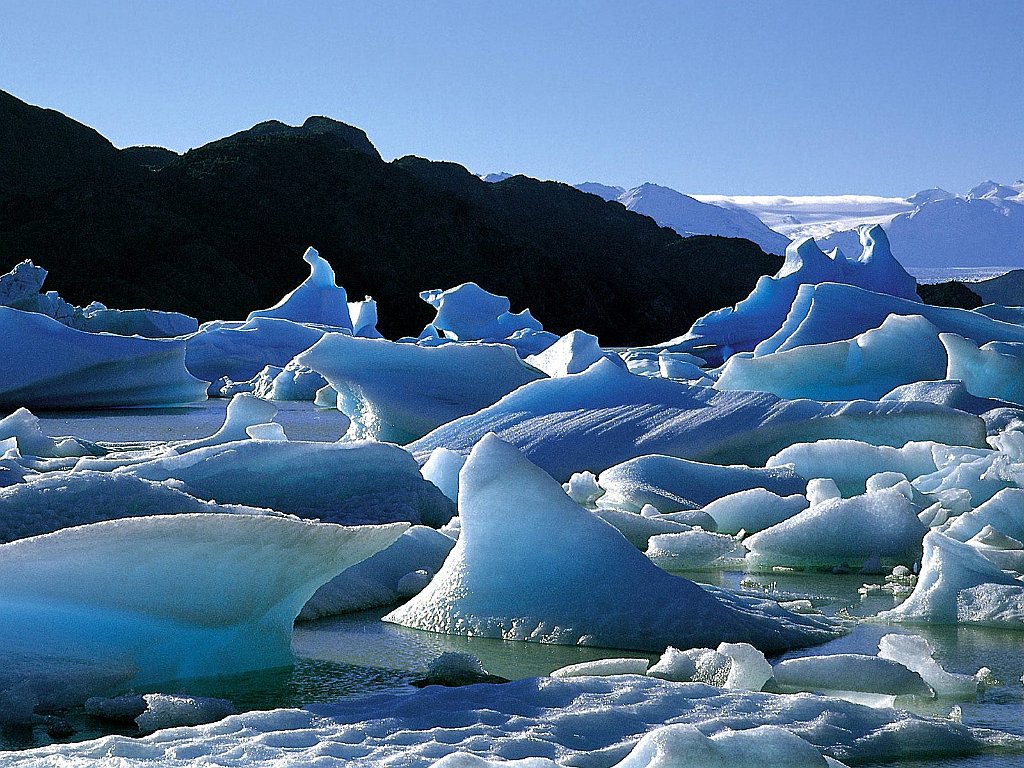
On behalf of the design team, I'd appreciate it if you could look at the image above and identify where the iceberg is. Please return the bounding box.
[876,531,1024,627]
[756,282,1024,357]
[0,514,405,686]
[771,654,932,698]
[0,307,208,409]
[662,226,918,364]
[877,633,980,698]
[942,333,1024,406]
[0,408,104,459]
[420,282,541,342]
[525,330,621,377]
[409,359,987,480]
[9,675,1006,766]
[121,438,455,526]
[714,314,948,402]
[703,488,809,535]
[595,453,806,513]
[385,435,837,653]
[745,488,926,570]
[297,333,545,443]
[247,246,353,330]
[184,317,328,384]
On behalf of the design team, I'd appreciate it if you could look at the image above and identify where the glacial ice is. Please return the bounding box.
[298,525,455,620]
[420,282,542,342]
[247,246,353,330]
[943,332,1024,406]
[409,359,986,480]
[121,438,455,526]
[755,281,1024,357]
[745,488,926,570]
[525,330,620,377]
[876,531,1024,627]
[385,435,837,652]
[714,314,948,402]
[662,226,918,364]
[7,675,1005,767]
[173,393,278,452]
[877,633,979,698]
[550,658,650,678]
[772,654,932,698]
[593,508,697,549]
[184,317,328,384]
[703,488,809,535]
[0,307,209,409]
[0,514,406,686]
[645,529,740,571]
[595,453,805,513]
[943,488,1024,542]
[0,408,104,459]
[420,446,467,503]
[297,333,545,442]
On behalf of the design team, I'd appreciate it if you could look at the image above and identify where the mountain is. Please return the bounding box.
[607,183,791,256]
[814,181,1024,267]
[0,90,782,346]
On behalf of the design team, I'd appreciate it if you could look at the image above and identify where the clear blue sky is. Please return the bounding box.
[2,1,1021,195]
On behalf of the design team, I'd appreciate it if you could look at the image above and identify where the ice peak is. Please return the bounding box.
[778,237,830,278]
[302,246,336,289]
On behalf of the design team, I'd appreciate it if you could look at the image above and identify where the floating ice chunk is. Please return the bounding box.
[421,282,540,342]
[385,435,836,652]
[247,247,353,330]
[348,296,383,338]
[646,646,699,682]
[756,282,1024,358]
[717,642,773,691]
[715,314,947,402]
[122,439,455,526]
[413,652,507,687]
[658,350,707,380]
[0,307,208,409]
[943,488,1024,543]
[174,393,278,452]
[745,488,926,570]
[768,439,941,496]
[771,654,932,698]
[662,227,919,365]
[185,317,328,384]
[646,530,739,571]
[0,470,273,543]
[866,472,914,499]
[877,634,979,698]
[409,359,986,480]
[806,478,842,505]
[703,489,808,535]
[0,408,104,459]
[563,470,604,507]
[135,694,237,733]
[964,525,1024,571]
[420,447,467,503]
[246,422,287,441]
[314,382,340,408]
[943,333,1024,406]
[0,515,405,685]
[550,658,650,678]
[252,361,328,401]
[298,525,454,619]
[8,675,1001,767]
[525,330,618,377]
[597,453,806,514]
[615,723,839,768]
[298,334,545,443]
[876,531,1024,627]
[594,509,696,549]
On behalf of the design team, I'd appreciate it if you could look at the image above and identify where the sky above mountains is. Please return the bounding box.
[3,1,1021,196]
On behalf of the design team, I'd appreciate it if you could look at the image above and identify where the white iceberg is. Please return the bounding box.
[0,514,405,686]
[943,333,1024,406]
[385,435,836,653]
[745,488,926,570]
[0,307,208,409]
[297,333,544,443]
[771,654,932,698]
[184,317,328,384]
[877,633,979,698]
[420,282,541,342]
[703,488,809,535]
[247,246,353,330]
[876,531,1024,627]
[121,438,455,526]
[409,359,986,480]
[714,314,947,402]
[525,330,620,377]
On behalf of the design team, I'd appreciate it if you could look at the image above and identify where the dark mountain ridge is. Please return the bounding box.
[0,89,782,344]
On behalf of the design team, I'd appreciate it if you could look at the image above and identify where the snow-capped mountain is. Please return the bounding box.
[603,183,791,256]
[813,181,1024,267]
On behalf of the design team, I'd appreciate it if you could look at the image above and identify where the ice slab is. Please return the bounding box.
[386,435,837,653]
[247,246,353,330]
[409,359,987,480]
[745,488,926,570]
[121,439,455,526]
[0,408,104,459]
[7,675,1009,767]
[184,317,328,384]
[943,333,1024,406]
[714,314,947,402]
[0,307,208,409]
[596,453,805,513]
[0,514,405,686]
[298,333,545,443]
[876,531,1024,627]
[704,488,809,535]
[877,633,979,698]
[772,654,932,697]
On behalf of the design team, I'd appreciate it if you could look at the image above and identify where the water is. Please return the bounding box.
[906,266,1018,285]
[8,404,1024,764]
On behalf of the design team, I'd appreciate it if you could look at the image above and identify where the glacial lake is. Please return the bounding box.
[5,403,1023,766]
